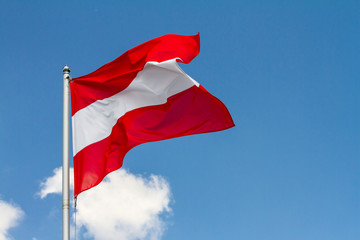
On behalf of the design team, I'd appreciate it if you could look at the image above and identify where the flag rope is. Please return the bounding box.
[74,197,77,240]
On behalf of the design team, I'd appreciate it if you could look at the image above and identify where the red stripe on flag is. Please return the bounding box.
[71,34,200,115]
[74,85,234,195]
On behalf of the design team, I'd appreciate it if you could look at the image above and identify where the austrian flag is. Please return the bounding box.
[70,34,234,196]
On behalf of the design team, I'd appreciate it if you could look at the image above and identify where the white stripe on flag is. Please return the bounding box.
[72,58,199,156]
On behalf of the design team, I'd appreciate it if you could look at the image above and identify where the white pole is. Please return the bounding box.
[62,66,71,240]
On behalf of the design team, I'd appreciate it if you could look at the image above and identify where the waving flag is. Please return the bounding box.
[70,34,234,196]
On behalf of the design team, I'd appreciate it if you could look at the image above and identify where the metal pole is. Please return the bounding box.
[62,66,71,240]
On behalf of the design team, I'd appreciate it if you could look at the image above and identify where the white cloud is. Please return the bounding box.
[40,167,172,240]
[0,199,24,240]
[38,167,74,199]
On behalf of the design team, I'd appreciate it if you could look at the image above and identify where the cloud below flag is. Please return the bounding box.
[71,33,234,196]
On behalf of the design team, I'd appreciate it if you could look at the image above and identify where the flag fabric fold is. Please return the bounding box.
[70,33,234,196]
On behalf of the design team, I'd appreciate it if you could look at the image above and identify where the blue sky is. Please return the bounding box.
[0,1,359,239]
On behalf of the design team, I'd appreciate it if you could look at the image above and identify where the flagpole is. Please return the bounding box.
[62,66,71,240]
